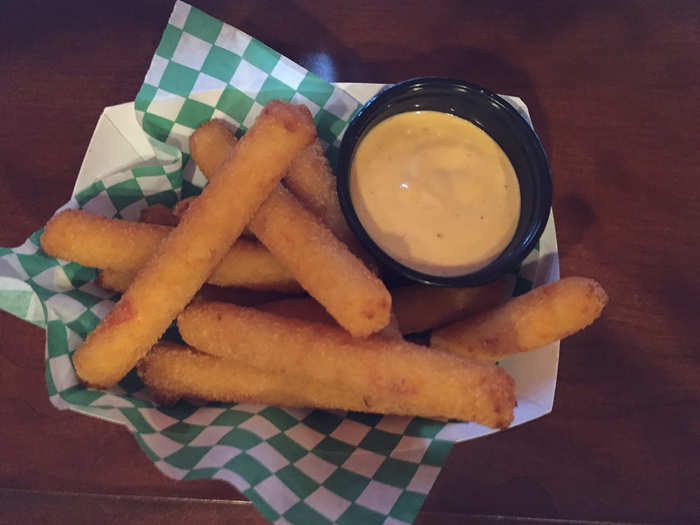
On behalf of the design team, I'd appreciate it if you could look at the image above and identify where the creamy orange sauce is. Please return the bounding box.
[350,111,520,276]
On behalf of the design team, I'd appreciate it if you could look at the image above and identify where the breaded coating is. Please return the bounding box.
[188,120,237,178]
[71,101,316,387]
[41,210,298,292]
[248,186,390,337]
[205,237,300,292]
[96,269,133,293]
[139,204,179,226]
[42,210,170,271]
[285,142,348,239]
[189,121,391,337]
[392,276,514,334]
[178,302,515,428]
[137,342,386,412]
[431,277,609,361]
[285,141,372,263]
[139,342,466,418]
[138,342,338,407]
[99,199,290,295]
[258,296,402,339]
[192,123,372,265]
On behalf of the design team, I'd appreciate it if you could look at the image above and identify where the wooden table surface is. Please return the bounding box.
[1,1,698,523]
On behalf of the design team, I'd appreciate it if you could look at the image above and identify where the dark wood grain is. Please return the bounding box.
[1,1,698,523]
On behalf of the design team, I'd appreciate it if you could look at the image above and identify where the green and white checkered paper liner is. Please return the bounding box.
[0,2,549,524]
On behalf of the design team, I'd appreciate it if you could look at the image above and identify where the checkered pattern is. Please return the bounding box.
[0,3,548,525]
[135,0,359,169]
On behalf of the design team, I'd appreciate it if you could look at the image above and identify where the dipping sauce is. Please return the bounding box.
[350,110,520,276]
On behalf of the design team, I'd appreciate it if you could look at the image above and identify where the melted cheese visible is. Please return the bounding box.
[350,111,520,276]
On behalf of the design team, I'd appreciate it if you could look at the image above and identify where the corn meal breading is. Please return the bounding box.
[71,101,316,387]
[178,302,515,429]
[431,277,608,361]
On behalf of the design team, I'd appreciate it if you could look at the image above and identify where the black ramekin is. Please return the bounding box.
[336,77,552,287]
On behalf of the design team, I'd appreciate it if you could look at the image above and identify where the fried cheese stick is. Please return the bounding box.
[97,203,299,294]
[191,121,363,252]
[178,302,515,428]
[392,276,514,334]
[190,122,391,337]
[188,120,238,177]
[248,186,390,337]
[258,295,402,339]
[285,141,372,263]
[97,266,301,294]
[98,268,292,307]
[96,269,133,293]
[42,210,170,271]
[94,204,181,292]
[138,342,350,407]
[259,278,511,337]
[41,210,299,292]
[431,277,609,361]
[285,142,351,240]
[139,342,420,413]
[72,101,316,387]
[96,206,174,294]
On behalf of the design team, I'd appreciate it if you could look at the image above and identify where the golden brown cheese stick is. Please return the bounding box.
[139,342,424,414]
[174,196,256,238]
[392,276,515,334]
[192,122,362,252]
[285,142,349,239]
[190,122,391,337]
[42,210,170,272]
[178,302,515,428]
[248,186,390,337]
[285,141,373,264]
[72,101,316,387]
[258,296,402,339]
[131,204,290,296]
[205,234,300,291]
[431,277,609,361]
[97,267,301,295]
[138,343,352,407]
[188,122,256,237]
[41,210,299,292]
[96,206,175,293]
[96,269,133,293]
[98,270,291,307]
[189,120,238,177]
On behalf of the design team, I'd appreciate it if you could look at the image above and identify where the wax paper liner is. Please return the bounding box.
[0,2,559,524]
